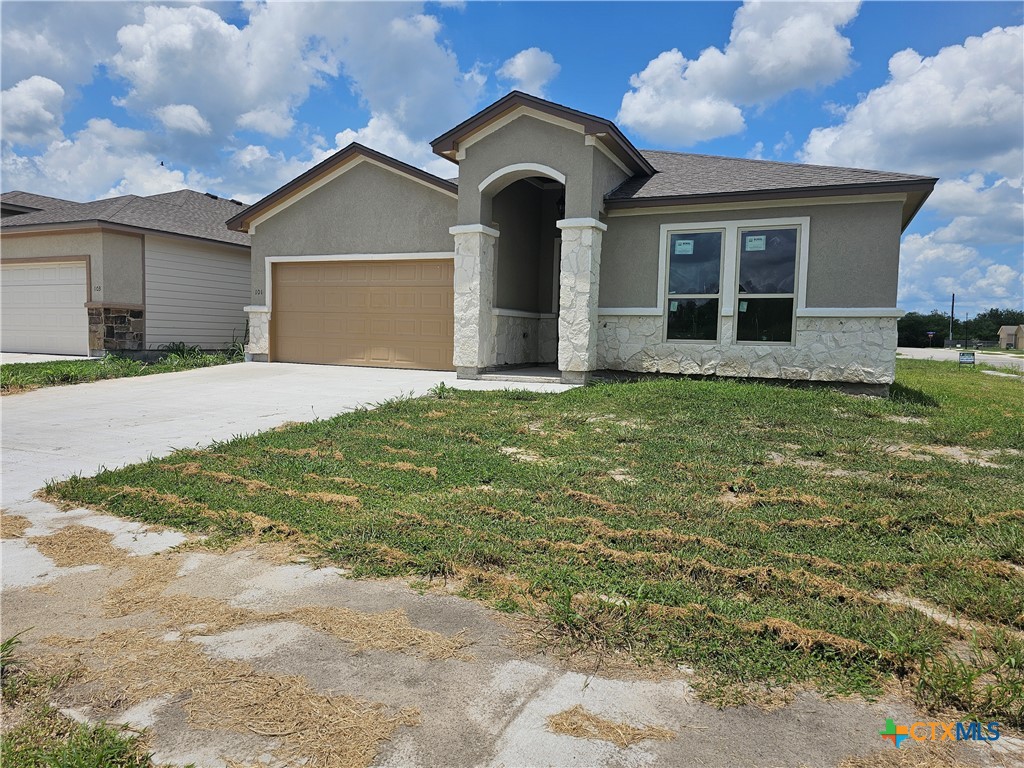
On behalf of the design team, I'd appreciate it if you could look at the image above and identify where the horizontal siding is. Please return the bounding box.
[144,236,251,349]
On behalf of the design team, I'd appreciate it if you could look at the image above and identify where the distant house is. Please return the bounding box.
[998,325,1024,350]
[1,190,251,357]
[228,91,936,391]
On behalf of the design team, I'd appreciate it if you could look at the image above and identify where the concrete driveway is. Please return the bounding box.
[1,362,569,505]
[2,362,1007,767]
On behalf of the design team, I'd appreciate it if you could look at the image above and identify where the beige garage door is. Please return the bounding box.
[1,260,89,355]
[271,259,454,370]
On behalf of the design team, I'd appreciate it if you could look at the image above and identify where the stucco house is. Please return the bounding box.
[228,92,936,390]
[997,325,1024,350]
[1,190,251,357]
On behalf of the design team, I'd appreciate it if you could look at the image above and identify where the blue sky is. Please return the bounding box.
[2,1,1021,314]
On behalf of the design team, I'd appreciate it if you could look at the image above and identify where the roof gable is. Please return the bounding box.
[430,91,655,177]
[226,143,458,232]
[0,189,250,247]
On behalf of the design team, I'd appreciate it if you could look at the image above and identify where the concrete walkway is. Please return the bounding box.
[2,363,1012,767]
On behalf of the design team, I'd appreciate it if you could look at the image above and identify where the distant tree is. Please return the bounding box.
[897,307,1023,347]
[898,311,951,347]
[969,307,1024,340]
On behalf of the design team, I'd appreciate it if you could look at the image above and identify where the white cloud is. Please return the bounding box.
[1,118,213,200]
[153,104,212,135]
[237,108,295,139]
[800,25,1024,177]
[618,1,859,145]
[2,76,65,146]
[4,3,481,203]
[333,113,454,178]
[497,48,561,97]
[898,231,1023,313]
[798,25,1024,312]
[0,3,141,90]
[746,141,765,160]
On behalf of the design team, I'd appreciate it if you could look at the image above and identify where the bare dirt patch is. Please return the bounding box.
[498,446,546,463]
[878,443,1021,468]
[547,704,675,748]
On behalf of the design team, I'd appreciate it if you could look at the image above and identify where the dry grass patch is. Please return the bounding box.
[546,704,675,748]
[358,459,438,478]
[1,512,32,538]
[839,740,979,767]
[498,446,546,463]
[565,490,629,514]
[44,630,419,768]
[718,479,829,510]
[382,445,420,457]
[29,525,132,569]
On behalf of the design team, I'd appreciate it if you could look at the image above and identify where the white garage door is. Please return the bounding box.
[1,261,89,355]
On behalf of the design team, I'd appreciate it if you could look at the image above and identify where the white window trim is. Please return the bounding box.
[651,216,810,345]
[263,252,453,310]
[663,227,726,344]
[733,223,804,346]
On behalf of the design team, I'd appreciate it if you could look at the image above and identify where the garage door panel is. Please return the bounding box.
[271,259,454,370]
[1,262,89,355]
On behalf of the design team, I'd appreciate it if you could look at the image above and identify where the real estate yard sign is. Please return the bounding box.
[959,351,976,367]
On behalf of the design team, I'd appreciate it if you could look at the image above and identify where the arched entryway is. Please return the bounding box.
[489,175,565,367]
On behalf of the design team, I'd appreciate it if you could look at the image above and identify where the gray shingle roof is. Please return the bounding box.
[0,189,250,247]
[608,150,937,202]
[1,190,77,212]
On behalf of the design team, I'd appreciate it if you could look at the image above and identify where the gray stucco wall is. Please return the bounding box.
[457,115,598,224]
[251,160,457,301]
[590,149,629,216]
[493,180,542,312]
[0,229,144,306]
[599,200,904,309]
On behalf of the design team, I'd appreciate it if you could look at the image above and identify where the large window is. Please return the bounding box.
[662,219,804,346]
[666,230,722,341]
[735,227,798,343]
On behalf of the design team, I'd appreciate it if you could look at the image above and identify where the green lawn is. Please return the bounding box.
[1,347,240,394]
[47,360,1024,724]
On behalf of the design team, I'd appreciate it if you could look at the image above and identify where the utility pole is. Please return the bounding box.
[949,293,955,347]
[964,312,970,348]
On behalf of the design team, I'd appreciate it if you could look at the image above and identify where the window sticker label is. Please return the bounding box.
[745,235,766,252]
[739,300,749,312]
[674,238,694,255]
[670,300,679,312]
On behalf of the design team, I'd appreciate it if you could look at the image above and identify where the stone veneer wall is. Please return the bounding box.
[557,222,603,374]
[596,315,898,384]
[244,306,270,360]
[493,314,559,367]
[88,306,144,354]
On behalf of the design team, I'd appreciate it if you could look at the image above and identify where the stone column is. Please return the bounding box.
[556,218,606,384]
[450,224,499,378]
[244,305,270,362]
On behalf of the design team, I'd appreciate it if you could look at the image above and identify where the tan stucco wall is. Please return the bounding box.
[100,231,144,305]
[0,229,144,306]
[457,115,603,224]
[599,200,904,309]
[250,160,457,302]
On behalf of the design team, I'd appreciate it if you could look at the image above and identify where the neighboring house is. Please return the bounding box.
[1,190,251,357]
[997,325,1024,350]
[228,91,936,390]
